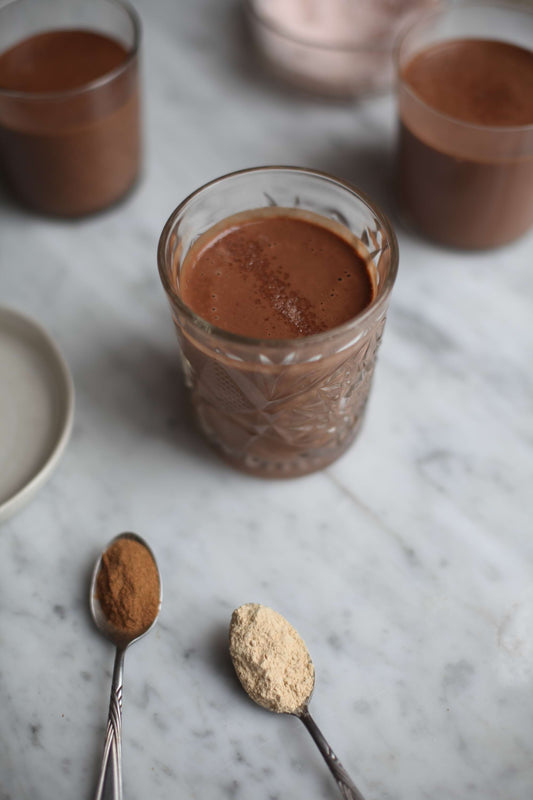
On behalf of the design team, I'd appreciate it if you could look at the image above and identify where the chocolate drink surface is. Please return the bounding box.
[0,29,140,215]
[175,207,385,477]
[180,209,374,339]
[398,39,533,249]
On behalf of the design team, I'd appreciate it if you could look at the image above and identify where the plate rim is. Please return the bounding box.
[0,306,75,523]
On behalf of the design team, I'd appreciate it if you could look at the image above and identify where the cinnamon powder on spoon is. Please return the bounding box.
[96,538,160,638]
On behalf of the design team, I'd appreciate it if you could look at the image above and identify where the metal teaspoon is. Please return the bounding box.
[229,604,367,800]
[90,532,162,800]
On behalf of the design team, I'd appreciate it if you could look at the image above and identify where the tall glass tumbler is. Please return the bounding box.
[158,167,398,478]
[396,3,533,249]
[0,0,141,216]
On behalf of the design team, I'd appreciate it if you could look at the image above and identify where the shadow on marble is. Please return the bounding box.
[73,333,221,467]
[83,554,99,633]
[213,4,290,99]
[206,621,245,701]
[306,139,397,224]
[0,175,21,218]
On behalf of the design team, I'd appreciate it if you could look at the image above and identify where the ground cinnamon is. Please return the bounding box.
[96,537,160,638]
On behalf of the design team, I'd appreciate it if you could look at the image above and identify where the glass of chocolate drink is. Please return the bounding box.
[158,167,398,478]
[0,0,141,216]
[397,3,533,250]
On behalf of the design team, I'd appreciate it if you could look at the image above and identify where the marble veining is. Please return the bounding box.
[0,0,533,798]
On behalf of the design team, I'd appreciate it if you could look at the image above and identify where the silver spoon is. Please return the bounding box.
[229,604,366,800]
[90,532,162,800]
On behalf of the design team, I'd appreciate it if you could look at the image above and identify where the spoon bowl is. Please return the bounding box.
[90,531,162,800]
[90,531,162,648]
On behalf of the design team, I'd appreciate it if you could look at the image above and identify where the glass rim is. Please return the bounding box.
[243,0,402,54]
[157,165,399,351]
[0,0,141,101]
[395,0,533,135]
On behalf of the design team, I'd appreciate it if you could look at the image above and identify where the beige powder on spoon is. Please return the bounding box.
[229,603,315,714]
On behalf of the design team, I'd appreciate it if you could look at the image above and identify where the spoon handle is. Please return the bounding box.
[298,708,367,800]
[94,647,125,800]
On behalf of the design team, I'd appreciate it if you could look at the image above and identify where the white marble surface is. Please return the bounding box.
[1,1,533,798]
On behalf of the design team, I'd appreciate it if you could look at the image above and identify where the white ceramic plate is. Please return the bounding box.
[0,307,74,523]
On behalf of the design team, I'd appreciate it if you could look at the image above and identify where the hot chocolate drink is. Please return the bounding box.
[398,37,533,249]
[0,28,140,215]
[180,209,374,339]
[0,30,127,93]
